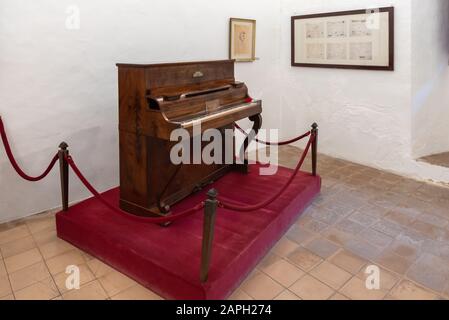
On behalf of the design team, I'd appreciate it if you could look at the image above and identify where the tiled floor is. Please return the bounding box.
[1,146,449,300]
[419,151,449,169]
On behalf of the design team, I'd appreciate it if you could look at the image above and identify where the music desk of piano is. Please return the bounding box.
[116,60,262,217]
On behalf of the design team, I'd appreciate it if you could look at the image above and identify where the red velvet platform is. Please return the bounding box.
[56,164,321,300]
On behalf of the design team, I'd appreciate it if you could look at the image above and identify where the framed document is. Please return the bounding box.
[291,7,394,70]
[229,18,256,62]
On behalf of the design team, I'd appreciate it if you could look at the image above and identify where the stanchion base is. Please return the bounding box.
[56,164,321,300]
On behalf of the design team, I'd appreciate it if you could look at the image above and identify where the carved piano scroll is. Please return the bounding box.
[236,114,263,174]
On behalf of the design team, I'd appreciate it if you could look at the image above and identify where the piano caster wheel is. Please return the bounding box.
[157,202,171,214]
[155,203,172,227]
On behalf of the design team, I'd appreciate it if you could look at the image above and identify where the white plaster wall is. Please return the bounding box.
[411,0,449,158]
[279,0,449,185]
[279,0,413,171]
[0,0,281,223]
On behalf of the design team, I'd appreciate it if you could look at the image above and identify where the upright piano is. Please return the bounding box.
[116,60,262,216]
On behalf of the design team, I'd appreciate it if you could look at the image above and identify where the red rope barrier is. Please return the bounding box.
[235,123,311,146]
[65,155,204,224]
[0,116,59,182]
[218,134,315,212]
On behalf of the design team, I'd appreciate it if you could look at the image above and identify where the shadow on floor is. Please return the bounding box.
[418,152,449,169]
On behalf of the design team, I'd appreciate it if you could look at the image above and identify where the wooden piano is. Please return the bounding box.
[116,60,262,216]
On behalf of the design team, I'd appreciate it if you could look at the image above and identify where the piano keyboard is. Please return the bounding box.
[176,100,261,129]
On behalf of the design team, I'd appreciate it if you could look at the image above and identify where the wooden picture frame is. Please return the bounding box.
[229,18,256,62]
[291,7,394,70]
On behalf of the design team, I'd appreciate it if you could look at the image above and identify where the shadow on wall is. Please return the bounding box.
[412,67,449,160]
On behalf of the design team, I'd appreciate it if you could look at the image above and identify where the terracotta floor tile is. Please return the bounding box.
[356,266,400,291]
[240,272,284,300]
[0,275,12,298]
[53,263,95,294]
[0,260,6,277]
[422,239,449,261]
[110,284,162,300]
[0,225,30,245]
[228,288,254,300]
[389,179,423,195]
[335,219,365,235]
[406,253,449,293]
[257,252,281,270]
[98,270,137,297]
[329,250,367,275]
[388,235,421,260]
[81,252,95,262]
[410,220,446,241]
[87,258,115,278]
[323,228,353,247]
[31,227,58,246]
[287,247,322,272]
[348,211,379,228]
[385,210,416,227]
[323,201,355,218]
[390,280,437,300]
[286,225,315,245]
[271,238,299,258]
[274,290,301,300]
[39,239,74,260]
[374,250,413,275]
[310,207,341,225]
[26,216,55,234]
[45,250,85,275]
[300,218,330,233]
[340,277,387,300]
[372,220,404,238]
[444,284,449,299]
[310,261,352,290]
[261,259,305,287]
[9,261,50,292]
[358,204,389,219]
[289,275,334,300]
[362,229,393,249]
[14,277,59,300]
[62,280,108,300]
[0,235,36,258]
[330,293,350,300]
[368,193,397,210]
[304,237,340,259]
[4,248,42,274]
[416,213,449,228]
[344,238,382,261]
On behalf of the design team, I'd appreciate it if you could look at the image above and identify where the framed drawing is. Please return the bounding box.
[291,7,394,70]
[229,18,256,62]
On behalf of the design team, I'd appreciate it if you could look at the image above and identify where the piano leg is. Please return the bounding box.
[157,164,183,215]
[235,113,262,174]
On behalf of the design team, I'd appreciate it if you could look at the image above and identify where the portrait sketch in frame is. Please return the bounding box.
[291,7,394,70]
[230,18,256,62]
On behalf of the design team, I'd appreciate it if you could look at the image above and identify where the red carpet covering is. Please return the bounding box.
[56,164,321,300]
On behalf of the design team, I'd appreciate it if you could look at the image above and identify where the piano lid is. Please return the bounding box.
[117,60,236,92]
